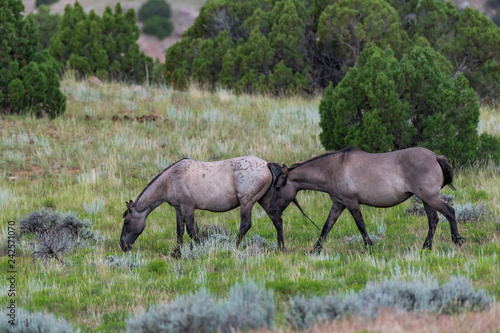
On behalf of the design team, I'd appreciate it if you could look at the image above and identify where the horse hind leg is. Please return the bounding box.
[422,202,438,250]
[423,197,464,247]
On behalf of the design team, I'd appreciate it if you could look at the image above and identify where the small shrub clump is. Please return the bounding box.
[126,279,275,333]
[1,307,75,333]
[35,0,58,8]
[19,210,95,264]
[287,276,491,331]
[405,195,492,224]
[180,225,274,260]
[138,0,174,40]
[406,195,455,216]
[454,203,493,224]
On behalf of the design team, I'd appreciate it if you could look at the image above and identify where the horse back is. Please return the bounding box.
[338,148,446,206]
[166,157,272,210]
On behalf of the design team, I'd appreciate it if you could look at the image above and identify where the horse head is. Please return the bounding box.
[270,164,296,216]
[119,200,147,251]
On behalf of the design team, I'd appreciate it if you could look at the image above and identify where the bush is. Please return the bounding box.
[405,195,493,224]
[319,43,496,165]
[138,0,172,22]
[18,210,95,264]
[406,195,455,216]
[29,5,61,51]
[49,1,158,83]
[126,279,275,333]
[35,0,58,7]
[142,16,174,39]
[0,307,74,333]
[0,0,66,117]
[165,0,500,100]
[287,276,491,330]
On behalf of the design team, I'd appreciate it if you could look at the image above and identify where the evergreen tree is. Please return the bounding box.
[29,5,61,51]
[49,2,155,83]
[319,43,499,164]
[165,0,500,101]
[0,0,65,117]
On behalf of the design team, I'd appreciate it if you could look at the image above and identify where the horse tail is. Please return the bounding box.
[436,155,456,191]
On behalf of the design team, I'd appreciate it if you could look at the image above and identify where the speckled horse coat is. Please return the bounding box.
[120,156,283,257]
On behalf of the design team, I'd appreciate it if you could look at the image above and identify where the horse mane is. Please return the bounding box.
[125,158,190,214]
[267,162,283,187]
[289,147,356,171]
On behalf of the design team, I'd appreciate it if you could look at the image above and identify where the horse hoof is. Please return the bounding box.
[171,249,182,260]
[453,235,465,246]
[310,248,322,255]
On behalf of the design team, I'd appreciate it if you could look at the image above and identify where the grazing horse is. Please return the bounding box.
[270,147,465,253]
[119,156,285,258]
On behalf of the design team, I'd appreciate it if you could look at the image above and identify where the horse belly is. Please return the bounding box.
[355,178,411,208]
[189,177,240,212]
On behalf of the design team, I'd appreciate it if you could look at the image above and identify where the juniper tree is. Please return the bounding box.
[319,43,500,164]
[49,2,155,83]
[0,0,65,117]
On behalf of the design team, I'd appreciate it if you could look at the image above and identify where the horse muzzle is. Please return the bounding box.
[119,237,132,252]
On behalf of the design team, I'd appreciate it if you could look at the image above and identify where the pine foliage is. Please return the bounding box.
[319,43,500,164]
[49,1,155,83]
[0,0,66,117]
[166,0,500,101]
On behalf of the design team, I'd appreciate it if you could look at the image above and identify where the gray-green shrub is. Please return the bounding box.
[287,276,491,330]
[0,307,75,333]
[19,210,95,263]
[126,279,275,333]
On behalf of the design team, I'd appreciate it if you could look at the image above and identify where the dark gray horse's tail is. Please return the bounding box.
[436,155,456,191]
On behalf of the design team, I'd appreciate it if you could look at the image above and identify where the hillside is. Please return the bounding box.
[0,76,499,332]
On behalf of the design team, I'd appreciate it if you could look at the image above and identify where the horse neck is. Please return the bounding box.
[289,160,332,193]
[133,174,167,214]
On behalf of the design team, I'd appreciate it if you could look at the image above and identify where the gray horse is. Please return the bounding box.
[270,147,465,252]
[119,156,284,258]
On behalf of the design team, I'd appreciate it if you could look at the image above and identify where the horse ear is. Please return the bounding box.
[282,164,288,177]
[126,200,134,211]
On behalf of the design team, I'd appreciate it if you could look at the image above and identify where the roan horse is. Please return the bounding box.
[270,147,465,253]
[119,156,284,258]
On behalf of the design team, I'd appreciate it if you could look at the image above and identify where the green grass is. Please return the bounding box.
[0,76,499,332]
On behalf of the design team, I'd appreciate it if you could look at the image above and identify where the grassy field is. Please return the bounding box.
[0,75,499,332]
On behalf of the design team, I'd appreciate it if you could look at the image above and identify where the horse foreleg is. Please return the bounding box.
[236,204,253,248]
[422,202,439,250]
[184,207,200,244]
[345,201,373,247]
[312,203,345,253]
[171,209,185,259]
[259,200,285,251]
